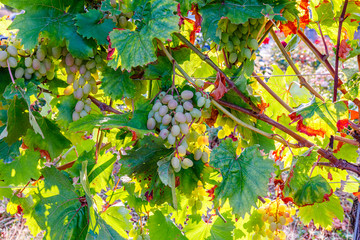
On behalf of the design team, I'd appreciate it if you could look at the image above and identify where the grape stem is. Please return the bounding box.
[88,95,122,114]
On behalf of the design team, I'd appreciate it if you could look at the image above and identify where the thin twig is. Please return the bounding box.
[88,95,122,114]
[334,0,349,102]
[317,22,329,60]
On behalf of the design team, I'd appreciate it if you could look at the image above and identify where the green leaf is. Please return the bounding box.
[5,96,31,145]
[5,0,95,58]
[108,0,179,70]
[210,139,275,217]
[298,196,344,228]
[101,0,122,15]
[148,211,187,240]
[54,95,78,126]
[0,140,21,163]
[1,150,41,186]
[100,67,136,100]
[88,152,116,193]
[70,113,130,132]
[3,78,37,105]
[23,113,71,159]
[75,9,116,45]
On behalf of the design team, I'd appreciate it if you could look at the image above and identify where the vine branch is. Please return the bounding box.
[88,95,122,114]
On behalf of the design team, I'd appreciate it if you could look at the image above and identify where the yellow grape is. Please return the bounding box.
[197,136,209,145]
[269,222,277,232]
[278,204,286,213]
[276,222,283,230]
[217,129,226,139]
[278,216,286,225]
[268,216,275,223]
[64,85,74,95]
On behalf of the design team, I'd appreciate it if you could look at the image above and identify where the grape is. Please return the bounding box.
[227,23,237,33]
[86,60,96,69]
[0,51,8,61]
[74,88,84,99]
[52,47,61,59]
[171,157,180,169]
[173,165,181,173]
[162,114,172,125]
[168,99,178,110]
[64,85,74,95]
[175,105,184,113]
[91,85,98,94]
[197,97,206,107]
[268,216,275,223]
[15,67,24,79]
[278,216,286,225]
[171,125,180,137]
[43,58,52,71]
[84,71,91,81]
[183,101,193,111]
[205,99,211,108]
[118,16,128,28]
[231,36,240,46]
[177,145,186,156]
[75,101,85,112]
[39,64,47,75]
[154,112,162,123]
[179,123,189,135]
[152,101,162,112]
[182,158,193,168]
[34,71,41,79]
[65,53,74,66]
[167,134,176,145]
[248,38,258,50]
[171,117,177,125]
[85,99,91,105]
[73,79,79,90]
[160,95,172,104]
[194,149,202,160]
[78,77,86,86]
[201,152,209,163]
[269,222,277,232]
[67,74,75,84]
[32,58,41,70]
[229,52,238,63]
[83,83,91,95]
[185,112,192,123]
[24,73,32,80]
[7,45,17,57]
[84,104,91,113]
[147,118,156,130]
[221,32,229,43]
[80,110,87,118]
[61,47,68,56]
[181,140,188,149]
[181,90,194,100]
[250,18,257,25]
[24,58,32,68]
[174,112,186,123]
[158,105,168,116]
[36,48,46,61]
[79,64,86,75]
[75,58,82,66]
[225,41,234,52]
[8,57,17,68]
[159,124,167,130]
[159,129,169,139]
[70,64,78,73]
[190,108,201,118]
[72,111,80,121]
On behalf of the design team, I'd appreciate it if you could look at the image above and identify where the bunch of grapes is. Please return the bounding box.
[214,17,265,65]
[187,183,209,211]
[147,89,211,172]
[61,52,106,121]
[252,198,295,240]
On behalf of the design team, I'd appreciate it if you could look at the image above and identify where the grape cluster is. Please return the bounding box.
[252,199,295,240]
[61,51,106,121]
[215,17,265,65]
[147,89,211,172]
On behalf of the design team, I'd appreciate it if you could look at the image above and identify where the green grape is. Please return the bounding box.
[14,67,24,79]
[242,21,249,27]
[248,38,259,50]
[241,48,251,59]
[231,36,240,46]
[181,90,193,100]
[240,26,248,34]
[218,18,229,32]
[225,41,234,52]
[36,48,46,61]
[249,18,257,25]
[0,51,7,61]
[221,32,229,43]
[72,111,80,121]
[7,45,18,57]
[8,57,17,68]
[227,23,237,34]
[229,52,238,63]
[147,118,156,130]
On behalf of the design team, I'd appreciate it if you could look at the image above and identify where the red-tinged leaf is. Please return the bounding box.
[177,3,185,26]
[204,108,218,127]
[272,145,286,162]
[339,39,353,59]
[337,119,349,131]
[350,109,359,120]
[279,0,310,36]
[257,100,269,114]
[353,192,360,201]
[328,172,333,181]
[210,72,228,100]
[206,185,217,201]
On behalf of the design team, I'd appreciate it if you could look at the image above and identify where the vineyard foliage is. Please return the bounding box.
[0,0,360,239]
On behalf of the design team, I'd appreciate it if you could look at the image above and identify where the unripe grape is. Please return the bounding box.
[36,48,46,61]
[79,65,86,75]
[118,16,128,28]
[181,90,194,100]
[171,125,180,137]
[167,134,176,145]
[24,72,32,80]
[168,99,178,110]
[183,101,193,111]
[74,58,82,66]
[195,79,204,87]
[159,129,169,140]
[154,112,162,123]
[177,145,186,156]
[65,53,74,66]
[32,58,41,70]
[70,64,78,73]
[205,99,211,108]
[67,74,75,84]
[162,114,172,125]
[86,60,96,69]
[85,98,92,105]
[83,83,91,95]
[269,222,277,232]
[174,112,186,123]
[80,110,88,118]
[43,58,52,71]
[182,158,193,168]
[190,108,202,118]
[34,71,42,79]
[78,77,86,86]
[15,67,24,79]
[171,156,181,169]
[221,32,229,43]
[175,105,184,113]
[84,71,91,80]
[161,95,173,104]
[158,105,168,116]
[52,47,61,59]
[179,123,189,135]
[84,104,91,113]
[194,149,202,160]
[91,85,98,94]
[75,101,85,112]
[185,112,192,123]
[25,57,32,68]
[152,102,162,112]
[248,38,259,50]
[173,165,181,173]
[39,63,47,75]
[72,111,80,121]
[268,216,275,223]
[8,57,17,68]
[201,152,209,163]
[147,118,156,130]
[7,45,18,57]
[197,97,206,107]
[241,48,252,59]
[195,92,201,99]
[0,51,8,61]
[229,52,238,63]
[74,88,84,99]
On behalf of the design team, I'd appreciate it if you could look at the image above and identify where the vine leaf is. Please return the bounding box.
[75,9,116,45]
[298,196,344,228]
[22,112,71,159]
[100,67,136,100]
[101,0,122,15]
[279,0,309,36]
[54,95,78,127]
[211,72,228,100]
[3,78,37,105]
[108,0,179,70]
[148,210,187,240]
[0,149,40,186]
[4,0,95,58]
[209,139,274,217]
[289,98,349,138]
[0,139,21,163]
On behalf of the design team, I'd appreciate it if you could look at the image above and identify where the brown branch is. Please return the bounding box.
[88,95,122,114]
[173,32,260,113]
[334,135,360,147]
[270,29,325,101]
[317,22,329,60]
[252,72,294,113]
[334,0,349,102]
[317,148,360,175]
